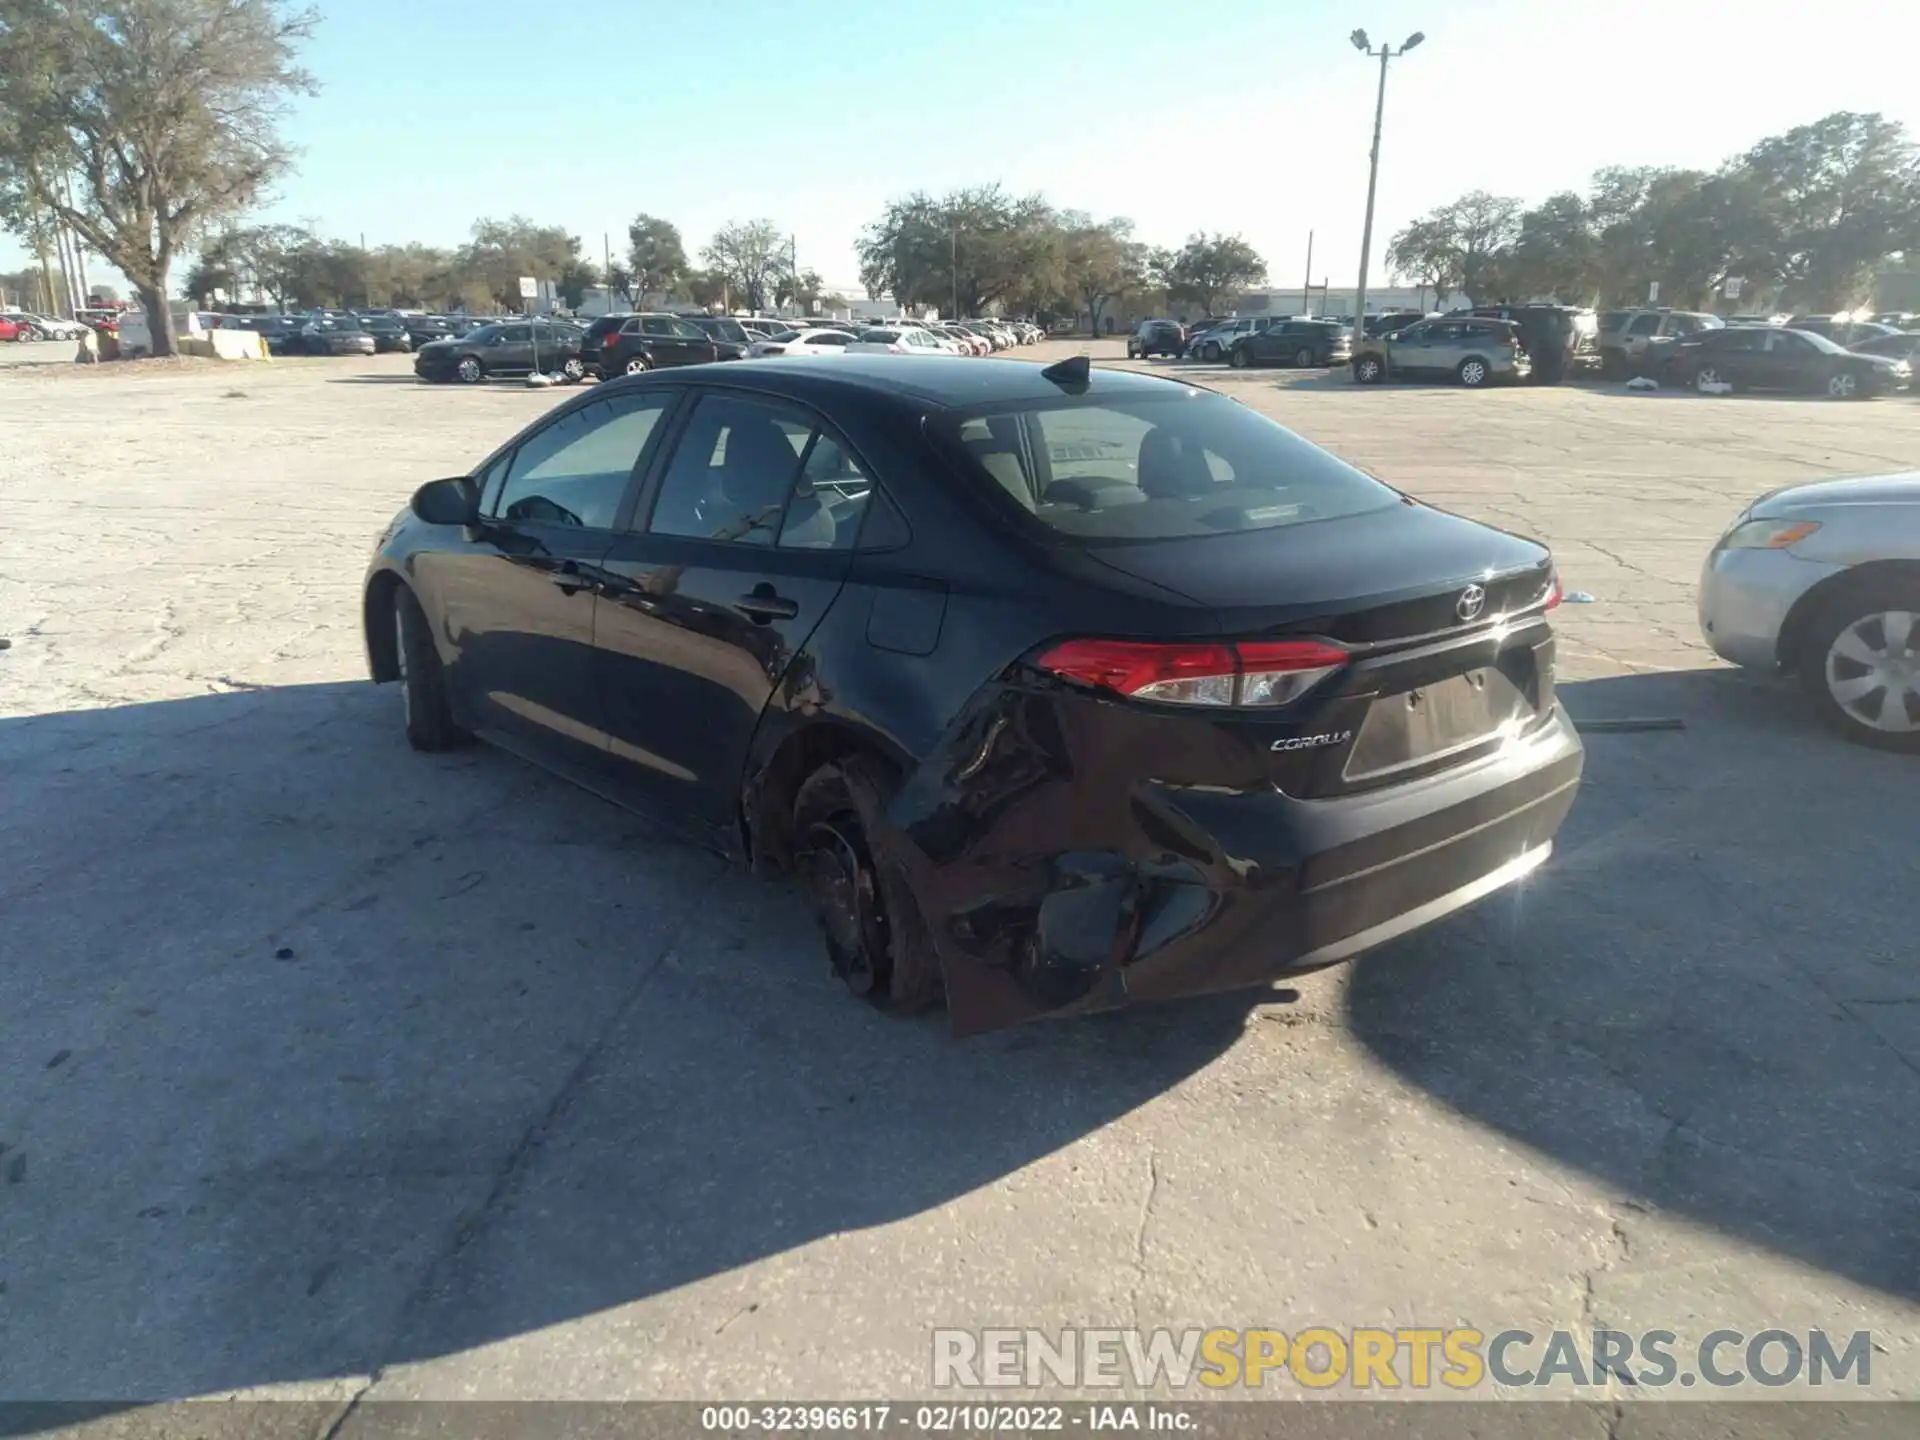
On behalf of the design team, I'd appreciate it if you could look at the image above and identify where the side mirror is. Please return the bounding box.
[411,477,478,527]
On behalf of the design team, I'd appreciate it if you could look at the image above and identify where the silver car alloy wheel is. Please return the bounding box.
[1825,609,1920,733]
[625,356,648,374]
[1828,372,1858,399]
[456,356,482,384]
[1695,367,1723,391]
[1460,359,1488,387]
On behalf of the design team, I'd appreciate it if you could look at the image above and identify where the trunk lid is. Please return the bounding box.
[1084,502,1559,796]
[1085,498,1552,644]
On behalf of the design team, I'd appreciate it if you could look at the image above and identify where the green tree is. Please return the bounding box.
[1384,215,1461,305]
[1502,192,1598,303]
[625,214,688,301]
[1058,213,1145,335]
[1386,193,1521,303]
[0,0,317,356]
[858,185,1057,317]
[1735,111,1920,310]
[1159,232,1266,317]
[703,219,787,312]
[463,215,585,310]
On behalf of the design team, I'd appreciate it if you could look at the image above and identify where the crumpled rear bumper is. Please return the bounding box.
[879,687,1584,1035]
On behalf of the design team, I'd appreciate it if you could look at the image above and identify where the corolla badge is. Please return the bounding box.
[1456,583,1487,621]
[1271,730,1354,752]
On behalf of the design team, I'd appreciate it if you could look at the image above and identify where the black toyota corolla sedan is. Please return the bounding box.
[363,355,1582,1034]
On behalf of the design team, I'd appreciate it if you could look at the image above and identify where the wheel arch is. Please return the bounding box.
[740,716,913,878]
[363,568,406,682]
[1776,560,1920,671]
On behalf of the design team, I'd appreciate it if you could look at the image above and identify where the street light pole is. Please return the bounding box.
[1348,27,1423,343]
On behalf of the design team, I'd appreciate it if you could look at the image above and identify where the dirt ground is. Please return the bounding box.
[3,344,1918,1425]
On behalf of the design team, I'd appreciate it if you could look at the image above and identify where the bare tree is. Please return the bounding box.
[0,0,317,356]
[703,219,787,313]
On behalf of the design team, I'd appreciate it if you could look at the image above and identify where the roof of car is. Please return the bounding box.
[600,353,1196,410]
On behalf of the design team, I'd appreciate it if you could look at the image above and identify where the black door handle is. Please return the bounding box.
[736,587,798,622]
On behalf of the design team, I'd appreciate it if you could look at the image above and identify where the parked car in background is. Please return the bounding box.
[846,326,951,355]
[413,320,587,384]
[692,316,755,345]
[365,355,1580,1030]
[1465,304,1598,384]
[358,314,414,353]
[1228,318,1351,369]
[580,312,744,377]
[1127,319,1187,359]
[1364,311,1431,338]
[744,327,858,358]
[234,314,301,355]
[1849,331,1920,368]
[287,316,378,357]
[401,315,455,347]
[13,313,87,341]
[932,323,988,355]
[1664,326,1908,398]
[1870,312,1918,329]
[1788,316,1902,346]
[0,314,24,343]
[1187,317,1266,361]
[1596,309,1721,378]
[75,308,121,333]
[1351,316,1530,388]
[1699,473,1920,752]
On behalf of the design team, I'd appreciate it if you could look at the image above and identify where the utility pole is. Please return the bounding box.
[950,224,959,321]
[791,232,799,316]
[1348,27,1425,342]
[1302,229,1314,316]
[604,232,612,305]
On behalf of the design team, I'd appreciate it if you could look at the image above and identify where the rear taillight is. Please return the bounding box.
[602,333,620,348]
[1035,638,1348,708]
[1545,572,1563,609]
[889,343,906,353]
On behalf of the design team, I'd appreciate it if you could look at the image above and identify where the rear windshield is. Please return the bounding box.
[928,391,1399,542]
[860,329,901,342]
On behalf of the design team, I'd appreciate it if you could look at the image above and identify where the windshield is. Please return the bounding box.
[768,330,802,342]
[929,391,1400,543]
[1796,330,1847,355]
[859,330,900,342]
[465,324,502,343]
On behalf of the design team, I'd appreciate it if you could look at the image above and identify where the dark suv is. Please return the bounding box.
[581,312,746,377]
[1227,319,1352,369]
[1126,319,1187,359]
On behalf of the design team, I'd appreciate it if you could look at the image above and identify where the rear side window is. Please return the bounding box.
[929,392,1399,542]
[1627,314,1662,336]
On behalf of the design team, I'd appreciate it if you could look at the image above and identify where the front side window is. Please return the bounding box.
[490,393,671,529]
[931,391,1398,542]
[672,319,707,339]
[641,316,676,337]
[1627,313,1662,336]
[497,325,531,344]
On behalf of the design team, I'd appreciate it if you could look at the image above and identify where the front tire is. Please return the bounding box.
[393,586,471,752]
[1229,346,1251,369]
[793,758,940,1013]
[1457,357,1490,387]
[1202,341,1222,361]
[455,355,484,384]
[1353,354,1385,384]
[1827,370,1862,400]
[1798,583,1920,752]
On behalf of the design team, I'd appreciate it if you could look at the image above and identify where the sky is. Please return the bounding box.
[10,0,1920,299]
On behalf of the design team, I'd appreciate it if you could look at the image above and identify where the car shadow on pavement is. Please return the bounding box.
[325,375,429,385]
[0,680,1254,1404]
[1349,665,1920,1305]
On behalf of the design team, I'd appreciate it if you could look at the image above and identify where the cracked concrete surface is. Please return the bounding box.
[1,346,1918,1417]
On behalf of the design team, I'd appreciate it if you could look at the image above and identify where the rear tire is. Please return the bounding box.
[623,355,650,375]
[561,356,585,383]
[1694,366,1730,394]
[793,757,941,1013]
[1294,346,1315,367]
[393,586,471,752]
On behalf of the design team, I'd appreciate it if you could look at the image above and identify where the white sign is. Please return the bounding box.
[518,275,538,300]
[1724,277,1744,299]
[810,299,821,314]
[1647,281,1660,303]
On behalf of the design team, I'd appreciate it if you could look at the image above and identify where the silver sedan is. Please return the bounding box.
[1699,472,1920,751]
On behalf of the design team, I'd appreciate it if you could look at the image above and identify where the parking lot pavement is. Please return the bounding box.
[2,352,1918,1415]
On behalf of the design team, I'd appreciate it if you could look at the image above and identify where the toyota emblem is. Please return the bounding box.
[1456,584,1487,621]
